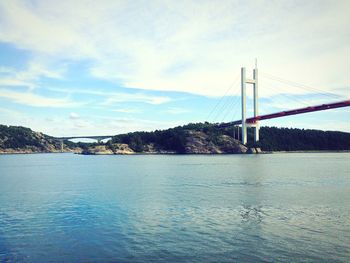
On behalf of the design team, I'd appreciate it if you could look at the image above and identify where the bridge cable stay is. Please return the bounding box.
[211,91,238,123]
[260,78,314,107]
[261,71,342,98]
[206,74,240,123]
[220,91,241,123]
[228,95,242,141]
[215,67,350,145]
[206,74,238,121]
[261,72,344,100]
[264,73,345,99]
[219,86,242,123]
[208,75,241,123]
[259,73,346,114]
[219,85,245,140]
[264,82,309,106]
[206,90,241,139]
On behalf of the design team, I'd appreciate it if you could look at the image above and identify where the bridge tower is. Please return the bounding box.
[241,64,259,145]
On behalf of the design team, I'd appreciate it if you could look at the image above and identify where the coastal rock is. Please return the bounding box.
[185,131,221,153]
[247,148,257,154]
[82,145,114,155]
[113,143,135,154]
[185,131,248,154]
[81,143,134,155]
[0,124,80,153]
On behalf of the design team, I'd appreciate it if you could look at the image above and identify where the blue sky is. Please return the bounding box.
[0,0,349,136]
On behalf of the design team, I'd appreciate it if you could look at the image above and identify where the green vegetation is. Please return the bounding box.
[1,123,350,153]
[111,122,350,152]
[112,126,188,153]
[0,124,60,151]
[255,126,350,151]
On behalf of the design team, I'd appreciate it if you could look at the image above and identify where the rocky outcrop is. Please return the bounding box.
[82,145,114,155]
[0,125,76,154]
[0,124,251,155]
[113,143,135,154]
[247,147,263,154]
[81,143,134,155]
[81,131,248,155]
[185,131,248,154]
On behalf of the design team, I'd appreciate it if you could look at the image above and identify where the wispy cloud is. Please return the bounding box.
[0,0,349,135]
[0,89,83,108]
[0,63,65,90]
[69,112,80,119]
[49,87,172,105]
[0,1,349,97]
[103,93,171,105]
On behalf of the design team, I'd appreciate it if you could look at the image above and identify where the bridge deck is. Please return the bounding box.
[54,135,114,140]
[54,100,350,138]
[220,100,350,127]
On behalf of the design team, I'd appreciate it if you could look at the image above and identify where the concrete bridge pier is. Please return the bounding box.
[60,139,64,152]
[241,64,259,145]
[253,67,259,143]
[233,125,241,141]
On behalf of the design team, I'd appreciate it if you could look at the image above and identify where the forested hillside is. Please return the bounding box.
[1,123,350,154]
[257,126,350,151]
[0,125,64,153]
[111,122,350,153]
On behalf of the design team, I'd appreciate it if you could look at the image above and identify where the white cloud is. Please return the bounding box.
[69,112,80,119]
[103,93,171,105]
[0,89,82,108]
[0,62,65,90]
[0,1,349,97]
[0,114,183,137]
[0,78,35,88]
[48,87,172,105]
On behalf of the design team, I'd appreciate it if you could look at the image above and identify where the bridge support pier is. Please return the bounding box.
[241,68,247,144]
[253,67,259,143]
[254,125,259,143]
[60,139,64,153]
[241,64,259,145]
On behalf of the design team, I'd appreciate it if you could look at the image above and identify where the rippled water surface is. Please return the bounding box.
[0,153,349,262]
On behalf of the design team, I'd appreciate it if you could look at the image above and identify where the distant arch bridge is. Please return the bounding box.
[55,135,114,143]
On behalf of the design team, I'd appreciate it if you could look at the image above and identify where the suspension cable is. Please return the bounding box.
[220,92,241,123]
[207,74,240,122]
[261,71,343,100]
[261,78,314,107]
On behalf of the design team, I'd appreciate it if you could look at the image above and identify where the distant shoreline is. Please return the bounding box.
[271,150,350,153]
[1,150,350,155]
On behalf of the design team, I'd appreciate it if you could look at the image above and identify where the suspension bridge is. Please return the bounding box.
[213,66,350,144]
[55,64,350,148]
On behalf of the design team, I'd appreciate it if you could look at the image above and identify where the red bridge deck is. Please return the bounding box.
[220,100,350,127]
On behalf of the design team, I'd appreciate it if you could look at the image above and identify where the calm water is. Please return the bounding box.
[0,153,349,262]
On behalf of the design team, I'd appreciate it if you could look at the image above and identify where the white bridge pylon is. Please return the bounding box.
[241,65,259,145]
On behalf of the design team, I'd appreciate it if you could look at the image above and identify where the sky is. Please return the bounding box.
[0,0,349,137]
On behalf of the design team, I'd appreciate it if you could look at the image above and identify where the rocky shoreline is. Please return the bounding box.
[2,124,350,155]
[79,132,252,155]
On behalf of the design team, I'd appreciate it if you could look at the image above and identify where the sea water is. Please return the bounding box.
[0,153,349,262]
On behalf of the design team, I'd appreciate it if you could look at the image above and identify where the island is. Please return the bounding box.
[1,123,350,155]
